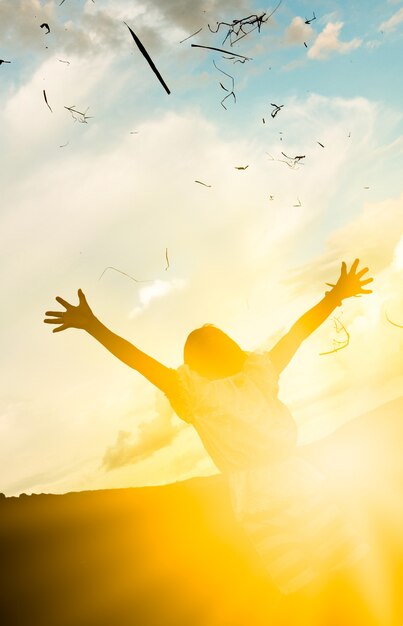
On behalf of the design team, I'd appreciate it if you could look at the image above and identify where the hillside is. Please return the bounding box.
[1,397,403,626]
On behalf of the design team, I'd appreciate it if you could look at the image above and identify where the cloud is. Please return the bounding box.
[102,393,184,470]
[282,193,403,297]
[129,279,186,318]
[0,0,163,60]
[308,22,362,60]
[141,0,250,33]
[379,7,403,32]
[283,16,314,46]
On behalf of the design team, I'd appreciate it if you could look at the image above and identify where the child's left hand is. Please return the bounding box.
[327,259,373,302]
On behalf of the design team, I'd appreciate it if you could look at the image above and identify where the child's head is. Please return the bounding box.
[184,324,245,379]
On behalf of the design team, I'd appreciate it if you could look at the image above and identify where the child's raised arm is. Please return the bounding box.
[268,259,373,374]
[44,289,177,395]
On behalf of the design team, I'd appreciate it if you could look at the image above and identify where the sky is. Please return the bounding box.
[0,0,402,497]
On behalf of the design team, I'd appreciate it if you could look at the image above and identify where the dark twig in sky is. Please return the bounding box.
[195,180,212,187]
[208,1,283,46]
[99,267,152,283]
[222,55,249,64]
[59,141,69,148]
[191,43,251,61]
[386,311,403,328]
[317,141,325,148]
[179,28,203,44]
[235,165,249,170]
[40,23,50,34]
[0,59,11,65]
[280,152,305,169]
[270,102,284,118]
[304,42,308,48]
[305,12,316,25]
[213,60,236,109]
[125,22,170,95]
[64,105,92,123]
[319,317,350,356]
[43,89,52,112]
[58,59,70,64]
[165,248,170,271]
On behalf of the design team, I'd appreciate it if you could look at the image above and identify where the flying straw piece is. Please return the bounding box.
[124,22,170,95]
[165,248,170,271]
[319,317,350,356]
[99,267,152,283]
[213,60,236,109]
[304,11,316,25]
[191,44,251,61]
[207,1,283,46]
[43,89,52,112]
[179,28,203,44]
[195,180,212,187]
[386,311,403,328]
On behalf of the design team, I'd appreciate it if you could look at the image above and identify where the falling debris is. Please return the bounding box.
[0,59,11,65]
[40,23,50,34]
[58,59,70,65]
[317,141,325,148]
[364,186,370,189]
[304,42,308,48]
[262,118,265,124]
[43,89,52,112]
[64,105,92,123]
[124,22,170,95]
[195,180,212,187]
[235,165,249,170]
[348,131,351,138]
[191,44,251,61]
[164,248,170,271]
[179,28,203,44]
[280,152,305,169]
[99,267,152,283]
[269,195,274,201]
[130,131,139,134]
[270,103,284,118]
[213,60,236,110]
[304,12,316,25]
[386,311,403,329]
[293,197,302,207]
[207,1,283,45]
[222,55,249,64]
[59,141,69,148]
[319,317,350,356]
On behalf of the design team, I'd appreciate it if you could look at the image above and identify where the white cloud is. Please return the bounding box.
[283,16,314,46]
[129,279,186,318]
[379,7,403,32]
[393,235,403,270]
[308,21,362,60]
[102,392,184,469]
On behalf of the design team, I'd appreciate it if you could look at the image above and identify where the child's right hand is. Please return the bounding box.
[44,289,96,333]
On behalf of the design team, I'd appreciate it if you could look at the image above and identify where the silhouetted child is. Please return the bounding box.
[45,260,373,598]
